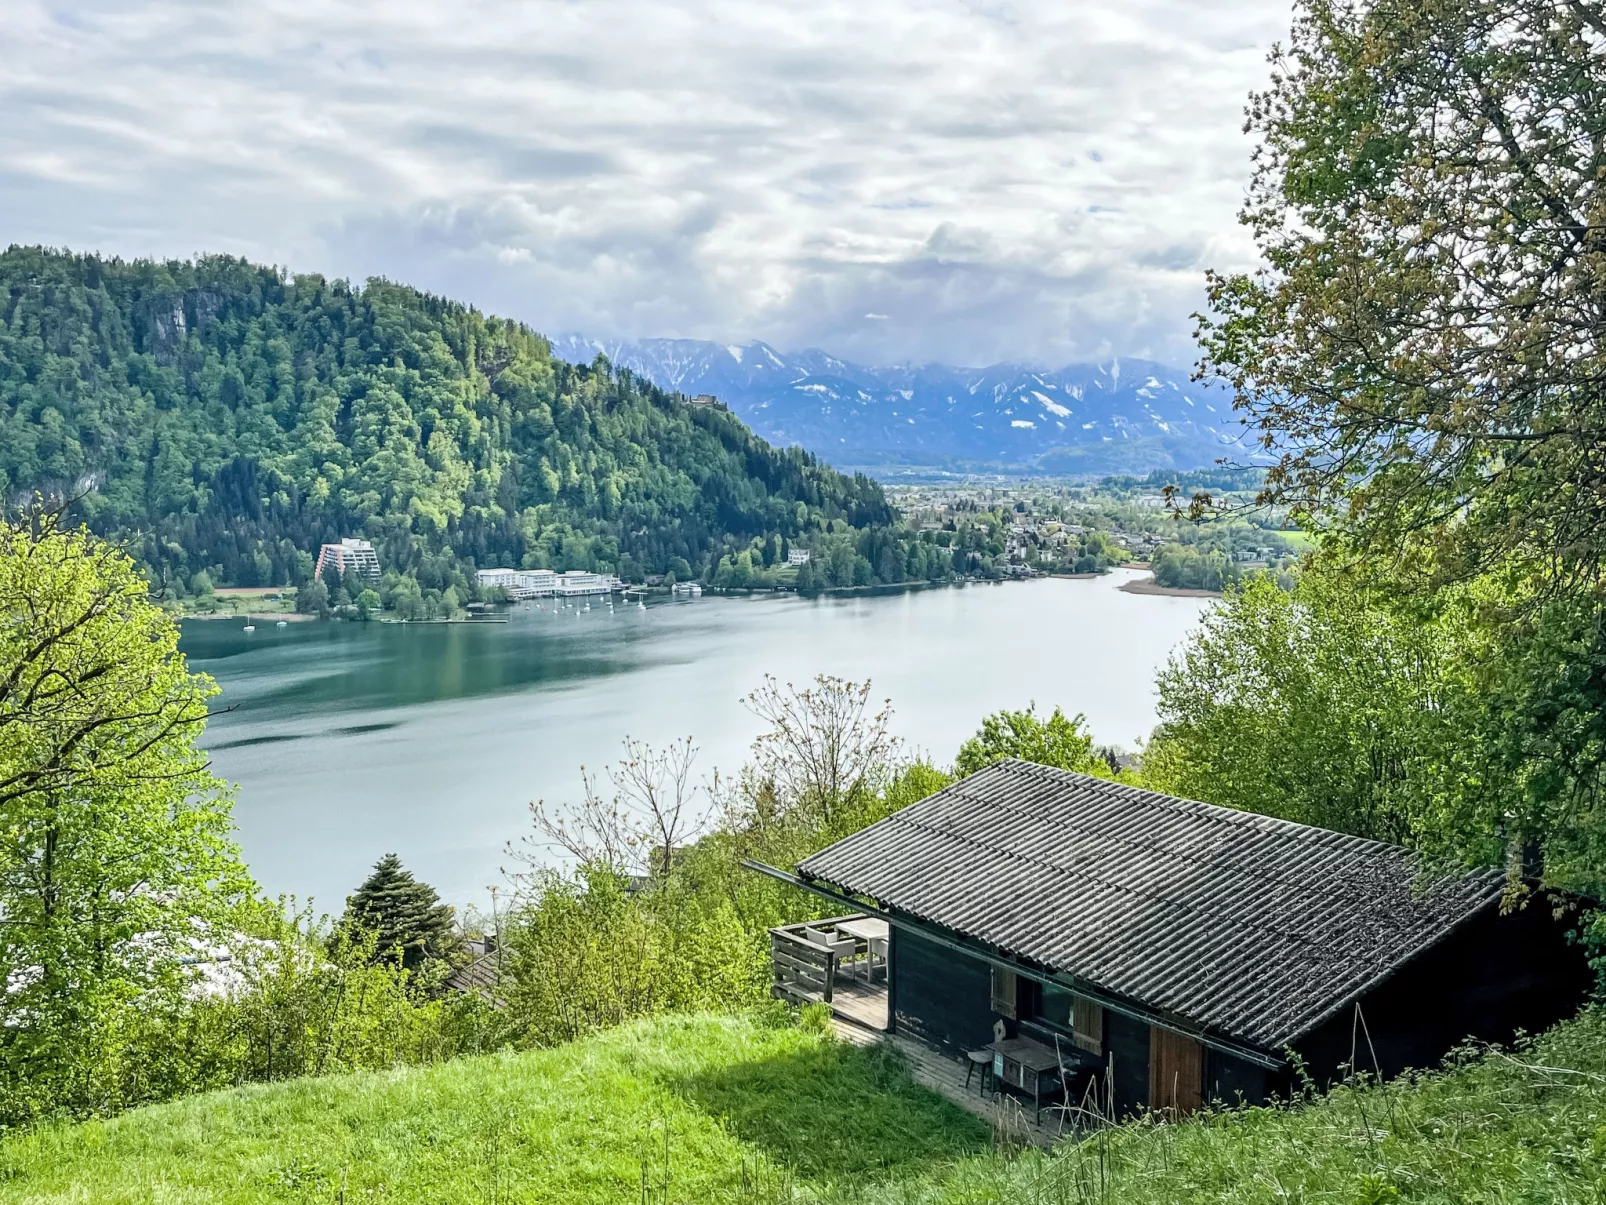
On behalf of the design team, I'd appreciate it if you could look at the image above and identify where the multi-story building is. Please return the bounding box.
[315,538,381,582]
[555,571,621,596]
[475,567,621,599]
[787,549,812,565]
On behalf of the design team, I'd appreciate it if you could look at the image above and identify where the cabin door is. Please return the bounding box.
[1148,1027,1203,1115]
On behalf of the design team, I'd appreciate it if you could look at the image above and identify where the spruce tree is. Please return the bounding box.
[343,853,456,969]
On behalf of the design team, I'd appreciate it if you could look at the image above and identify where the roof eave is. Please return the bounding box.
[745,859,1286,1071]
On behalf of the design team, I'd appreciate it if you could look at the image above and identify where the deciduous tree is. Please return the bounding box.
[1198,0,1606,594]
[0,510,251,1123]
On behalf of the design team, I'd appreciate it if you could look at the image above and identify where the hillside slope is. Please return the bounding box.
[550,335,1261,473]
[4,1009,1603,1204]
[0,1014,985,1204]
[0,248,893,594]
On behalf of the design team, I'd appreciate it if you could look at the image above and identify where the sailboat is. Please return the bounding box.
[242,613,255,633]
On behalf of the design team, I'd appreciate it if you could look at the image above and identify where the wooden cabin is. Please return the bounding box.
[770,759,1592,1117]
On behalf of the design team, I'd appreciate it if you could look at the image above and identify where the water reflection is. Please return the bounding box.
[183,571,1209,908]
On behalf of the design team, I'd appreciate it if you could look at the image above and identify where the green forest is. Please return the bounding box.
[0,247,909,600]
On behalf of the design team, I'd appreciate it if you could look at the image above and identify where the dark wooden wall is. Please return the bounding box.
[889,927,993,1052]
[1293,896,1593,1089]
[1103,1008,1151,1117]
[1204,1048,1271,1107]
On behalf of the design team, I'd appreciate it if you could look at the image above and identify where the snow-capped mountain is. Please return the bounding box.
[547,335,1257,474]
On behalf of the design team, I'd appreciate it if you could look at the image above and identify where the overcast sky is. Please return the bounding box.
[4,0,1292,367]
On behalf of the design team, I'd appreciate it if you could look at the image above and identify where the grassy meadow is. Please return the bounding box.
[5,1010,1606,1204]
[0,1013,985,1205]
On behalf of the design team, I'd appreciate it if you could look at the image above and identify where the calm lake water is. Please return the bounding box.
[181,569,1210,910]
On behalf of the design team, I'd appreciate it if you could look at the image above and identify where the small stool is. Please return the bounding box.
[964,1049,993,1095]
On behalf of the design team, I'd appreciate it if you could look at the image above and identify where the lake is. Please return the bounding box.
[181,569,1210,910]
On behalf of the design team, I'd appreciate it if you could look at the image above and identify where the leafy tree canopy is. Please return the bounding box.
[1198,0,1606,594]
[954,703,1115,779]
[0,510,251,1125]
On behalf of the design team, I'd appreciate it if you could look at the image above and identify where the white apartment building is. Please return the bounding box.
[787,549,811,565]
[315,537,381,582]
[555,571,621,596]
[475,567,620,599]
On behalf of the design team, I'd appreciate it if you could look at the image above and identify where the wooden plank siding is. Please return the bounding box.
[1104,1008,1152,1117]
[1149,1027,1203,1116]
[890,927,993,1053]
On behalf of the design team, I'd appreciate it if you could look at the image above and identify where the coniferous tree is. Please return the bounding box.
[343,854,456,969]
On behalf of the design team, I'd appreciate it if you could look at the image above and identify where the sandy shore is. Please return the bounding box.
[1118,576,1222,599]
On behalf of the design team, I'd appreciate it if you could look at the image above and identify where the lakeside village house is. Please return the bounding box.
[750,760,1592,1124]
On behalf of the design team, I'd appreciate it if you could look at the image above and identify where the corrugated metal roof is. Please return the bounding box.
[444,952,503,999]
[796,759,1505,1051]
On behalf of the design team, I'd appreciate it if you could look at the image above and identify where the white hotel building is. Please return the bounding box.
[476,568,622,599]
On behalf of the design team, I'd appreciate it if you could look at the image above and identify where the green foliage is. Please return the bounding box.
[1149,543,1240,592]
[178,903,494,1091]
[492,678,946,1049]
[797,1002,833,1035]
[1142,568,1487,844]
[0,1013,988,1204]
[1196,0,1606,594]
[0,247,900,597]
[1143,559,1606,935]
[342,853,457,970]
[955,704,1114,780]
[0,512,253,1127]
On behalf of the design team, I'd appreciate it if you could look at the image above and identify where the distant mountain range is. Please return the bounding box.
[548,335,1261,476]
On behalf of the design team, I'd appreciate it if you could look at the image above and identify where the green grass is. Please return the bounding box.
[0,1013,986,1204]
[879,1009,1606,1205]
[7,1010,1606,1204]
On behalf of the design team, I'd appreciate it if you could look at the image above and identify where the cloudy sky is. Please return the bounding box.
[4,0,1292,367]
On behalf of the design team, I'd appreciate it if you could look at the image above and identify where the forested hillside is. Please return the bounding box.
[0,247,896,596]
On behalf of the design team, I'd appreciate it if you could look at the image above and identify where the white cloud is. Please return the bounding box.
[0,0,1290,366]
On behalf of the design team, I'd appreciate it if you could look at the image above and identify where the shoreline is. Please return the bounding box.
[1118,576,1223,599]
[178,609,315,622]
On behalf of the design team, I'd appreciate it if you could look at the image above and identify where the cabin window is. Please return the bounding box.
[1024,984,1102,1054]
[989,967,1017,1019]
[1037,982,1077,1030]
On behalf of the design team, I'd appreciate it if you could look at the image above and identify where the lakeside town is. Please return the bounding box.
[172,472,1308,624]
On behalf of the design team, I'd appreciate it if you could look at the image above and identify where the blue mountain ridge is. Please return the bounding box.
[548,336,1261,475]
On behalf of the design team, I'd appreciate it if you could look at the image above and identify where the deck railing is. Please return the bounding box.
[768,913,881,1005]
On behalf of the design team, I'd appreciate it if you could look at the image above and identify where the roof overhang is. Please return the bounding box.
[743,859,1285,1071]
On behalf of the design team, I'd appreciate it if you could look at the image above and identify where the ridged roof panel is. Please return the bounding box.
[796,760,1504,1049]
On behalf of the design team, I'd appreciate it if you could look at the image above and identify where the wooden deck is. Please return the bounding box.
[825,984,1066,1147]
[827,979,889,1033]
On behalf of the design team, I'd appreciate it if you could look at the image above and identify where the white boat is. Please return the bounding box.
[242,624,255,633]
[275,620,287,628]
[638,600,646,610]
